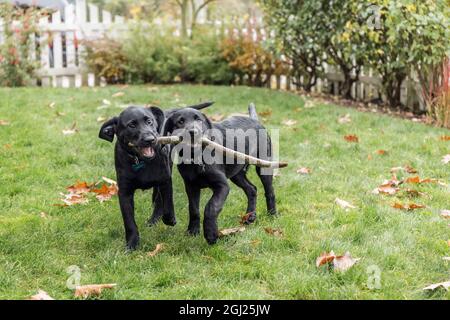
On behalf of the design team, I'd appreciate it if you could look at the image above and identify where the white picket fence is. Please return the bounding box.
[0,0,421,109]
[0,0,126,88]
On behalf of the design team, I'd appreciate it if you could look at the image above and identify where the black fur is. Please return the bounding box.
[99,102,213,250]
[163,105,277,245]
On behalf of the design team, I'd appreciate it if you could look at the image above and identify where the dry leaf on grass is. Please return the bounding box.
[441,210,450,219]
[443,257,450,261]
[335,198,357,210]
[333,252,361,272]
[264,227,283,237]
[62,122,78,136]
[48,102,56,108]
[338,114,351,124]
[102,176,117,185]
[376,150,388,155]
[442,154,450,164]
[97,116,107,123]
[296,167,311,175]
[282,119,298,127]
[102,99,111,105]
[258,109,273,117]
[392,203,426,211]
[209,114,225,122]
[440,135,450,141]
[372,185,400,195]
[391,165,417,174]
[91,183,118,203]
[112,92,125,98]
[74,284,116,298]
[344,134,359,143]
[147,243,164,257]
[0,119,10,126]
[40,212,48,219]
[66,181,92,195]
[219,226,245,237]
[316,251,336,267]
[28,290,54,300]
[316,251,360,272]
[58,193,89,206]
[423,281,450,291]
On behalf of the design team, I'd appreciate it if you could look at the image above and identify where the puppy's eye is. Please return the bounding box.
[194,115,200,121]
[177,118,184,125]
[146,119,153,125]
[128,122,136,128]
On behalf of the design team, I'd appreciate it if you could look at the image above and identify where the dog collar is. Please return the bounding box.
[131,155,146,172]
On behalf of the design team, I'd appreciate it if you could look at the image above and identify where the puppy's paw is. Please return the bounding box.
[162,214,177,227]
[147,215,161,227]
[126,235,140,251]
[187,225,200,236]
[242,211,257,225]
[205,235,218,245]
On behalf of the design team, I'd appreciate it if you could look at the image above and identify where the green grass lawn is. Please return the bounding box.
[0,85,449,300]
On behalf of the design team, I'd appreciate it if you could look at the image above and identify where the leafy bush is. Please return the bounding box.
[260,0,450,110]
[183,30,234,85]
[221,34,287,87]
[0,4,42,87]
[122,25,183,84]
[84,38,128,84]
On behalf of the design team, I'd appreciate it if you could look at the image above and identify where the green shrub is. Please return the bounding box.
[122,24,183,84]
[83,38,128,84]
[183,30,234,85]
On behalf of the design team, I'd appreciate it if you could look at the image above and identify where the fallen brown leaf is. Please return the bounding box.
[59,193,89,206]
[296,167,311,175]
[390,165,417,174]
[97,116,107,123]
[91,183,118,203]
[147,243,164,257]
[442,154,450,164]
[333,252,361,272]
[258,109,273,117]
[28,290,54,300]
[344,134,359,143]
[335,198,357,210]
[372,185,400,195]
[0,119,10,126]
[74,284,116,298]
[209,114,225,122]
[219,226,245,237]
[66,181,92,195]
[112,92,125,98]
[316,251,336,268]
[440,135,450,141]
[102,176,117,185]
[338,114,351,124]
[441,210,450,219]
[264,227,283,237]
[392,202,426,211]
[423,281,450,291]
[62,122,78,136]
[282,119,298,127]
[406,176,420,184]
[376,149,388,155]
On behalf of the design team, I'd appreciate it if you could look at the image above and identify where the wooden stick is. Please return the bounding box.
[157,136,288,169]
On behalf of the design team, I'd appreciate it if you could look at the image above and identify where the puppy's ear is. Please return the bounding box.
[162,116,174,136]
[99,117,118,142]
[149,106,165,133]
[203,113,213,129]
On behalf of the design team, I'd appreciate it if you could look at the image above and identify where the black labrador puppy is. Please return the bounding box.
[99,102,213,250]
[163,104,277,244]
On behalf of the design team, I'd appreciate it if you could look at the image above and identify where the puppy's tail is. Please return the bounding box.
[248,103,259,121]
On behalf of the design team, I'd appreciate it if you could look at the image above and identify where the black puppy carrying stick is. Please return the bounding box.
[98,102,214,250]
[162,103,288,245]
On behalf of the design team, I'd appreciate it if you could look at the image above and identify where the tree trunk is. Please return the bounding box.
[180,0,188,38]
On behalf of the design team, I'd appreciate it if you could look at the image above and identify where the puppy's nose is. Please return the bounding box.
[143,136,156,145]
